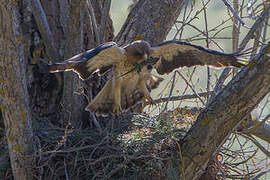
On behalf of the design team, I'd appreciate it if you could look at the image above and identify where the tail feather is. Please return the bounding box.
[85,79,114,114]
[85,74,164,115]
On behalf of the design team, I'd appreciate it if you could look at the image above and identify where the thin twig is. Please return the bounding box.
[250,167,270,180]
[144,91,213,106]
[238,5,270,52]
[64,158,70,180]
[221,0,245,25]
[31,0,60,61]
[232,0,240,76]
[241,133,270,158]
[164,71,177,111]
[176,71,205,105]
[202,0,211,104]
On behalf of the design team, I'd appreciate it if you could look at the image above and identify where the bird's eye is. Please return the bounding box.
[147,65,153,70]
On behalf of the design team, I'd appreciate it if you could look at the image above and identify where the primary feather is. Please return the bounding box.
[151,40,243,75]
[50,42,124,80]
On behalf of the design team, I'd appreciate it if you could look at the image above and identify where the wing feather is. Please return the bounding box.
[151,40,243,75]
[49,42,125,80]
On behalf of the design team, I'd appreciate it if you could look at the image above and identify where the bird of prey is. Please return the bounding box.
[49,40,243,115]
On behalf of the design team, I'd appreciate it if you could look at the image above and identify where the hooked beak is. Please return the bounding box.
[143,53,148,61]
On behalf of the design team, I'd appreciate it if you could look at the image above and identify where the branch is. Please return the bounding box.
[238,4,270,52]
[31,0,60,61]
[209,4,270,102]
[145,90,212,107]
[86,0,101,44]
[99,0,111,43]
[221,0,245,25]
[180,41,270,179]
[114,0,189,45]
[238,114,270,144]
[250,167,270,180]
[177,71,205,105]
[240,133,270,158]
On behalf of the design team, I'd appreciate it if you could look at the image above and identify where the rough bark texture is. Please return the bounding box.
[59,0,115,127]
[180,44,270,179]
[115,0,188,45]
[61,0,85,128]
[0,1,34,179]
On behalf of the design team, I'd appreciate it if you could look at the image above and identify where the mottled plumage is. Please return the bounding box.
[49,40,243,115]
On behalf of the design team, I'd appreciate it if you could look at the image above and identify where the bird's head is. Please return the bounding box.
[136,40,152,59]
[126,40,152,63]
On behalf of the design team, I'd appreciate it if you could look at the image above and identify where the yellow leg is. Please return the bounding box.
[112,76,122,115]
[138,77,155,105]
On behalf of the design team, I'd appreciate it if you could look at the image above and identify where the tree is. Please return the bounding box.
[0,0,270,179]
[0,1,34,179]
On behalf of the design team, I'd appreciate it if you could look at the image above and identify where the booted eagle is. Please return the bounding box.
[49,40,243,115]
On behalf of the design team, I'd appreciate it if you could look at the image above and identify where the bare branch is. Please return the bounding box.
[31,0,60,61]
[239,115,270,144]
[99,0,111,43]
[240,133,270,158]
[250,167,270,180]
[144,91,213,106]
[177,71,206,105]
[221,0,245,25]
[238,4,270,52]
[86,0,100,44]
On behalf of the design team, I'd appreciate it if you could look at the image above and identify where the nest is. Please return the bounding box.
[0,108,229,180]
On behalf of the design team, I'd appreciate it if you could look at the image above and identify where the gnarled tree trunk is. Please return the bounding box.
[0,1,34,179]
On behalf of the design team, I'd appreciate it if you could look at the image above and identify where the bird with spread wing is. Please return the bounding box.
[49,40,243,115]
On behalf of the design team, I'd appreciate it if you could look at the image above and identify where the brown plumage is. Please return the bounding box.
[49,40,243,115]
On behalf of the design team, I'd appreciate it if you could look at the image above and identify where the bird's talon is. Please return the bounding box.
[146,96,155,105]
[113,104,122,115]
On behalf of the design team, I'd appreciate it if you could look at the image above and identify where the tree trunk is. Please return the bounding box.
[59,0,115,128]
[60,0,85,128]
[0,1,34,179]
[115,0,187,45]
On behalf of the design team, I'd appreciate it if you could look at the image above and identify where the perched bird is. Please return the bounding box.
[49,40,243,115]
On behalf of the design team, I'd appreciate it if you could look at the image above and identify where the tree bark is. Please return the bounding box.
[180,43,270,179]
[115,0,188,45]
[0,1,34,179]
[60,0,115,127]
[60,0,85,128]
[239,117,270,144]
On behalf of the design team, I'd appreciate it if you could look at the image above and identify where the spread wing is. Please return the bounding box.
[50,42,126,80]
[151,40,243,75]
